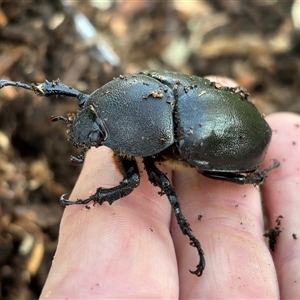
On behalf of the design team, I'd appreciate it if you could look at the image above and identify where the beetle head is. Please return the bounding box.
[68,105,107,150]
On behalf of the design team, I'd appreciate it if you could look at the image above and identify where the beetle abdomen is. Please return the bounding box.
[176,81,272,172]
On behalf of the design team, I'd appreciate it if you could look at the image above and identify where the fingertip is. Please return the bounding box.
[205,76,238,87]
[265,112,300,179]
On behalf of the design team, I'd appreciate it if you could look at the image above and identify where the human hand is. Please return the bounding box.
[40,81,300,299]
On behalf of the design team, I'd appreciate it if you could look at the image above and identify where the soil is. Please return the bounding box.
[264,215,284,251]
[0,1,299,299]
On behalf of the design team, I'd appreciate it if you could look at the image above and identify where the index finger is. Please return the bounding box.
[40,146,178,299]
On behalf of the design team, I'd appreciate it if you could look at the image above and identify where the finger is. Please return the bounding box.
[262,112,300,299]
[40,146,178,299]
[173,170,278,298]
[172,76,278,298]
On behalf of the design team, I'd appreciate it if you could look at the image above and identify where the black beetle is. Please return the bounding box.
[0,70,279,276]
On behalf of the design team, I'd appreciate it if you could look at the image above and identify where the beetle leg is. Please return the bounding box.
[143,157,205,276]
[0,79,89,108]
[50,115,68,122]
[201,159,280,185]
[0,80,33,91]
[70,152,86,165]
[31,79,89,108]
[60,156,140,206]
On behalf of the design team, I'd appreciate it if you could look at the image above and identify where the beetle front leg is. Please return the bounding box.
[143,157,205,276]
[0,79,89,108]
[60,156,140,206]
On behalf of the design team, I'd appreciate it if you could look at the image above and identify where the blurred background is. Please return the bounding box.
[0,0,299,298]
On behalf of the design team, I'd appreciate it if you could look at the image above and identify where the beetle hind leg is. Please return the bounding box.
[143,157,205,276]
[60,156,140,206]
[200,159,280,185]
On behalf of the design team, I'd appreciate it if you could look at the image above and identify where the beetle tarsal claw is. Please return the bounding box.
[60,193,93,206]
[59,194,79,206]
[250,158,280,185]
[190,264,205,277]
[260,159,280,177]
[60,194,72,206]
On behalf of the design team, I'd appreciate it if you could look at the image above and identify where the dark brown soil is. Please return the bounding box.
[264,215,284,251]
[0,1,299,299]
